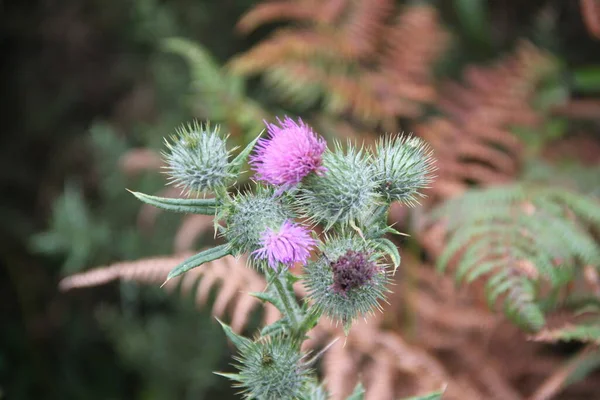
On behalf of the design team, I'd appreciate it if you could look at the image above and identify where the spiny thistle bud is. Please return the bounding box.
[221,333,312,400]
[253,220,316,271]
[373,134,435,205]
[163,121,235,195]
[304,236,389,331]
[250,117,326,192]
[298,144,381,230]
[223,187,294,261]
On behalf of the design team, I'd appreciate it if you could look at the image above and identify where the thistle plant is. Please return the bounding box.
[131,117,437,399]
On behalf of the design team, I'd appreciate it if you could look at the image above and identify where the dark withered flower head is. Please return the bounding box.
[331,250,379,295]
[304,235,389,333]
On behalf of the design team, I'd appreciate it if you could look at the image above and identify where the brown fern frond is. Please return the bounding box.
[173,214,216,253]
[315,317,472,400]
[236,0,345,34]
[229,30,347,75]
[233,1,448,125]
[418,41,558,206]
[342,0,394,58]
[381,5,448,101]
[59,254,193,291]
[119,148,163,176]
[581,0,600,40]
[60,254,279,333]
[322,336,360,400]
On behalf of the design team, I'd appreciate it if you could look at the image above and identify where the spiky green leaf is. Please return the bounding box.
[373,237,401,274]
[129,190,218,214]
[166,244,231,281]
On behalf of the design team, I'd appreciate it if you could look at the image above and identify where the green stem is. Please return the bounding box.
[272,272,301,331]
[299,307,323,334]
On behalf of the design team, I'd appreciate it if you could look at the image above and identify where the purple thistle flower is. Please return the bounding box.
[250,117,327,190]
[331,250,379,295]
[253,220,316,270]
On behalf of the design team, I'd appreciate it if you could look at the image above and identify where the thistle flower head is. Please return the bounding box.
[219,330,312,400]
[250,117,326,191]
[253,220,316,271]
[373,134,435,205]
[223,187,294,260]
[164,122,234,195]
[298,144,381,230]
[304,235,389,331]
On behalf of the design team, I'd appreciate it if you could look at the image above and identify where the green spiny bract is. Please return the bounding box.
[223,186,294,258]
[164,121,235,195]
[304,235,389,332]
[297,144,382,230]
[222,333,312,400]
[373,134,435,205]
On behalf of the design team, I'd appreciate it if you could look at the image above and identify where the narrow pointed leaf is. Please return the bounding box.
[129,190,218,214]
[166,244,231,281]
[260,319,289,337]
[231,129,263,174]
[249,290,286,314]
[216,318,252,349]
[346,383,365,400]
[373,237,402,274]
[299,308,322,333]
[401,387,446,400]
[304,338,339,367]
[213,372,243,381]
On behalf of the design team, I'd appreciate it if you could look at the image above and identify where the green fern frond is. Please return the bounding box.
[435,184,600,331]
[531,322,600,345]
[162,37,268,140]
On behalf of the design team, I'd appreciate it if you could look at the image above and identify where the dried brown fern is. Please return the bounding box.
[230,0,448,130]
[581,0,600,40]
[173,214,217,253]
[118,148,163,177]
[237,0,347,33]
[60,254,280,333]
[418,41,558,208]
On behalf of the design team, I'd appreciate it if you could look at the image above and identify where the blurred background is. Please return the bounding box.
[2,0,600,399]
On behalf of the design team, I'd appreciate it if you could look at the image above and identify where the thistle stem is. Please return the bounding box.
[272,272,301,331]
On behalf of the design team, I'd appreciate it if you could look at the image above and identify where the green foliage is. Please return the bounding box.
[453,0,492,50]
[401,388,445,400]
[31,124,181,274]
[572,66,600,94]
[100,293,231,400]
[162,37,269,143]
[536,323,600,345]
[435,184,600,331]
[28,124,232,399]
[346,383,366,400]
[31,182,112,274]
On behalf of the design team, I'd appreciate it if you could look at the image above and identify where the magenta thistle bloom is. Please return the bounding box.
[250,117,327,190]
[253,220,316,270]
